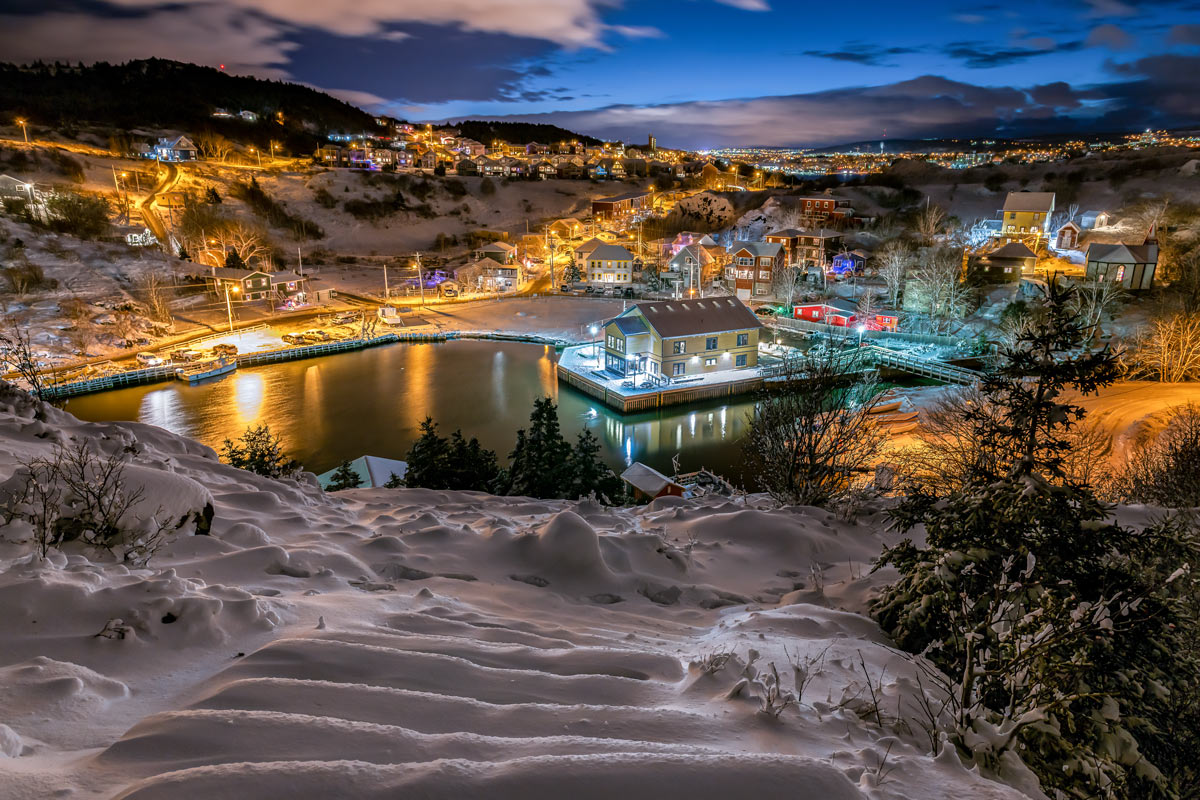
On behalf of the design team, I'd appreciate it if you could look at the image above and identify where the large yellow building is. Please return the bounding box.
[602,297,763,379]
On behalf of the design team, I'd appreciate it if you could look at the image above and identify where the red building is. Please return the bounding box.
[793,299,899,331]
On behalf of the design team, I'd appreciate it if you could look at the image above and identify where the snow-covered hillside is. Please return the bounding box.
[0,383,1039,799]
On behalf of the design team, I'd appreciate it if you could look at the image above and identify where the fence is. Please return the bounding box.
[768,316,962,348]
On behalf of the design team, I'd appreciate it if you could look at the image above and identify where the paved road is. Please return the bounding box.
[139,161,179,246]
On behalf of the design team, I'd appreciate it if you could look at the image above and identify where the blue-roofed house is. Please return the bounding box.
[316,455,408,489]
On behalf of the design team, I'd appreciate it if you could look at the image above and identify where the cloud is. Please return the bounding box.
[475,59,1200,149]
[952,13,987,23]
[1082,0,1136,17]
[802,44,920,66]
[1086,23,1133,49]
[0,7,296,76]
[943,38,1083,68]
[1168,24,1200,45]
[716,0,770,8]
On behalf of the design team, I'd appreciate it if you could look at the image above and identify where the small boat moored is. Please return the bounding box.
[176,357,237,384]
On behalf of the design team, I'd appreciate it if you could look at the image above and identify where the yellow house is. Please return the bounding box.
[1001,191,1055,242]
[587,243,636,286]
[602,297,763,378]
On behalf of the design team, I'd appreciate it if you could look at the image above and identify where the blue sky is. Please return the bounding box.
[3,0,1200,147]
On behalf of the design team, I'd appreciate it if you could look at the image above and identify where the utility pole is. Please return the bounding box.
[224,284,238,333]
[383,264,389,299]
[416,252,425,305]
[297,247,304,276]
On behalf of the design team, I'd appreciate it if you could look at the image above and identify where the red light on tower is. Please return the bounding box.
[219,64,225,70]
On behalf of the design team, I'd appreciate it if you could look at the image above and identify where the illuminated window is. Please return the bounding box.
[704,358,717,367]
[737,333,749,346]
[673,341,686,354]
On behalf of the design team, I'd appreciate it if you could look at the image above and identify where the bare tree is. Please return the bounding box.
[771,264,802,308]
[907,247,971,333]
[913,203,947,245]
[5,454,64,559]
[136,272,176,325]
[1069,279,1125,341]
[1117,402,1200,507]
[195,130,234,163]
[0,319,51,402]
[207,219,273,269]
[856,289,878,322]
[876,241,910,308]
[743,344,885,506]
[111,310,140,348]
[1129,313,1200,382]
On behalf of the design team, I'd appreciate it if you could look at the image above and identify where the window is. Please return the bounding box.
[810,309,821,319]
[704,358,717,367]
[737,333,749,347]
[673,341,686,354]
[705,337,718,350]
[673,362,685,376]
[759,271,771,281]
[735,354,747,367]
[1003,266,1013,273]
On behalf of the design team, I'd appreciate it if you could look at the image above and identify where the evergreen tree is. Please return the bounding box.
[205,186,222,204]
[402,417,451,489]
[874,284,1198,797]
[223,249,247,270]
[220,424,301,479]
[325,460,361,491]
[446,430,500,491]
[565,262,582,283]
[503,397,571,498]
[177,245,190,261]
[569,429,623,501]
[383,471,404,488]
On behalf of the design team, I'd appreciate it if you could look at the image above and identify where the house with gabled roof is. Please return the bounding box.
[154,136,197,162]
[474,241,517,263]
[1000,191,1055,242]
[602,296,763,378]
[586,243,636,286]
[1085,239,1158,291]
[728,241,784,300]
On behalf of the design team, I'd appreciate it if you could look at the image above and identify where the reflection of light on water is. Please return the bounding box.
[689,412,696,438]
[234,371,265,427]
[720,406,727,439]
[624,437,632,466]
[675,423,682,451]
[138,388,186,435]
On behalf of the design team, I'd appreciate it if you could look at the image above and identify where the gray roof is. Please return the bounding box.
[621,462,683,497]
[612,316,649,335]
[1087,243,1157,264]
[766,228,844,239]
[317,455,407,489]
[594,190,650,203]
[990,242,1037,259]
[630,296,763,338]
[209,267,269,281]
[731,241,782,258]
[1003,191,1055,213]
[587,243,635,261]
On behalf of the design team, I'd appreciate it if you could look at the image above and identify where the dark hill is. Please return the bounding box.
[0,59,379,148]
[449,120,602,147]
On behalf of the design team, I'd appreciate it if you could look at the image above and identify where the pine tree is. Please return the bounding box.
[874,283,1198,797]
[565,262,582,283]
[224,249,247,270]
[403,417,450,489]
[569,429,623,502]
[325,460,361,491]
[504,397,571,498]
[383,472,404,488]
[205,186,222,204]
[220,425,301,479]
[446,430,500,491]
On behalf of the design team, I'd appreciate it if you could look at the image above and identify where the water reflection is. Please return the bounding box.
[67,340,756,482]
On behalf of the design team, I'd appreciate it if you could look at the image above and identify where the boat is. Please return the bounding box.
[176,357,237,384]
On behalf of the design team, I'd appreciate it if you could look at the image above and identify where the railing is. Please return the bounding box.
[863,345,980,385]
[769,316,962,348]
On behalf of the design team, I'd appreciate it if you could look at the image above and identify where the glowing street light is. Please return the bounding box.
[856,324,866,347]
[224,284,240,333]
[15,118,28,144]
[249,147,261,167]
[590,325,599,361]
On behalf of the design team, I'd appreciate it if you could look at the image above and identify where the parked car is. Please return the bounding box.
[560,284,571,293]
[169,349,201,363]
[302,329,331,341]
[584,285,595,294]
[331,312,357,325]
[441,287,458,298]
[754,306,777,317]
[135,352,164,367]
[623,287,635,298]
[282,333,306,345]
[212,343,238,357]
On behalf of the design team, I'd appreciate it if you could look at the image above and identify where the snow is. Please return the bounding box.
[0,381,1038,799]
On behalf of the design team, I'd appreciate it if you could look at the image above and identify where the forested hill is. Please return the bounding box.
[0,59,379,136]
[449,120,603,147]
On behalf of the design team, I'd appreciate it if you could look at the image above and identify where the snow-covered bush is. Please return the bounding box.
[1118,403,1200,507]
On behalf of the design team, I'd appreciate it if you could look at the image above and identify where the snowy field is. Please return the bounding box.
[0,384,1038,800]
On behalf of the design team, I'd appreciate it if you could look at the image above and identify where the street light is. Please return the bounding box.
[590,325,599,361]
[856,324,866,347]
[15,118,28,144]
[250,147,261,167]
[224,284,240,333]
